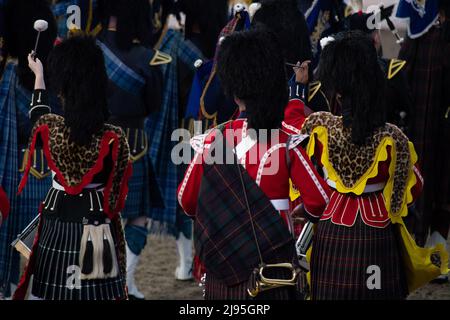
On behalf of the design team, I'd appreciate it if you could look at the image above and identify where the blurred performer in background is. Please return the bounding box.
[0,0,58,299]
[252,0,312,80]
[150,0,174,46]
[299,0,354,69]
[176,0,231,129]
[184,5,249,132]
[144,1,205,281]
[397,0,450,283]
[173,0,234,282]
[345,11,412,133]
[14,36,131,300]
[180,0,229,59]
[51,0,103,39]
[97,0,165,299]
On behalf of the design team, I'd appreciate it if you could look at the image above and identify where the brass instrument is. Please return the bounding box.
[247,263,299,298]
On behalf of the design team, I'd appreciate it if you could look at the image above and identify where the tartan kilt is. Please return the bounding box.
[0,160,51,297]
[310,216,408,300]
[121,152,162,219]
[399,28,450,235]
[31,215,125,300]
[29,187,126,300]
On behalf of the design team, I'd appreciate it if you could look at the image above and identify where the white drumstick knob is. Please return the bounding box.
[32,20,49,58]
[34,20,48,32]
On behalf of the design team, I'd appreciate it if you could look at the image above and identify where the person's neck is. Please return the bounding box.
[191,23,201,34]
[108,16,117,31]
[235,99,246,112]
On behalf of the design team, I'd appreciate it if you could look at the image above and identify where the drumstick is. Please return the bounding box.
[286,62,301,68]
[286,61,310,69]
[32,20,49,60]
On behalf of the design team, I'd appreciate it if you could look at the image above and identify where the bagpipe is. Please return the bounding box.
[303,0,409,69]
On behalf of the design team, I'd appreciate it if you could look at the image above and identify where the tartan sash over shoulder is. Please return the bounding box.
[194,135,295,287]
[96,40,146,96]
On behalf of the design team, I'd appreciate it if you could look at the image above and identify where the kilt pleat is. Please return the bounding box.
[121,155,152,219]
[310,216,408,300]
[28,187,126,300]
[31,216,125,300]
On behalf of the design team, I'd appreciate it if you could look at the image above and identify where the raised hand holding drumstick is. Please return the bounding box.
[27,53,45,90]
[293,60,311,85]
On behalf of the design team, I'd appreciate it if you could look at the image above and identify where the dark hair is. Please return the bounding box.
[47,36,109,146]
[217,28,287,131]
[99,0,152,50]
[4,0,57,91]
[317,30,386,145]
[252,0,312,78]
[439,0,450,16]
[179,0,229,59]
[439,0,450,41]
[347,12,376,34]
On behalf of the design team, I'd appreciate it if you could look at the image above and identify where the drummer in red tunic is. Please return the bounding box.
[177,29,330,300]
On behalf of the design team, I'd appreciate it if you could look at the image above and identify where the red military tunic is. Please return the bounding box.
[282,99,306,135]
[282,82,308,135]
[302,112,424,229]
[280,82,311,236]
[177,110,331,230]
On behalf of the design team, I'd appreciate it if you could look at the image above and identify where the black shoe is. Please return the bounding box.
[430,275,449,284]
[128,294,145,300]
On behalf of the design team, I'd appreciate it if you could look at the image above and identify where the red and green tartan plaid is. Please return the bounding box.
[194,138,295,287]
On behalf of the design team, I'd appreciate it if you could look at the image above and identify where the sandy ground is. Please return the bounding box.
[135,235,450,300]
[135,235,203,300]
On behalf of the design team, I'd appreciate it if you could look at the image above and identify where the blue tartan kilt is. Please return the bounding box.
[121,152,163,220]
[0,168,51,296]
